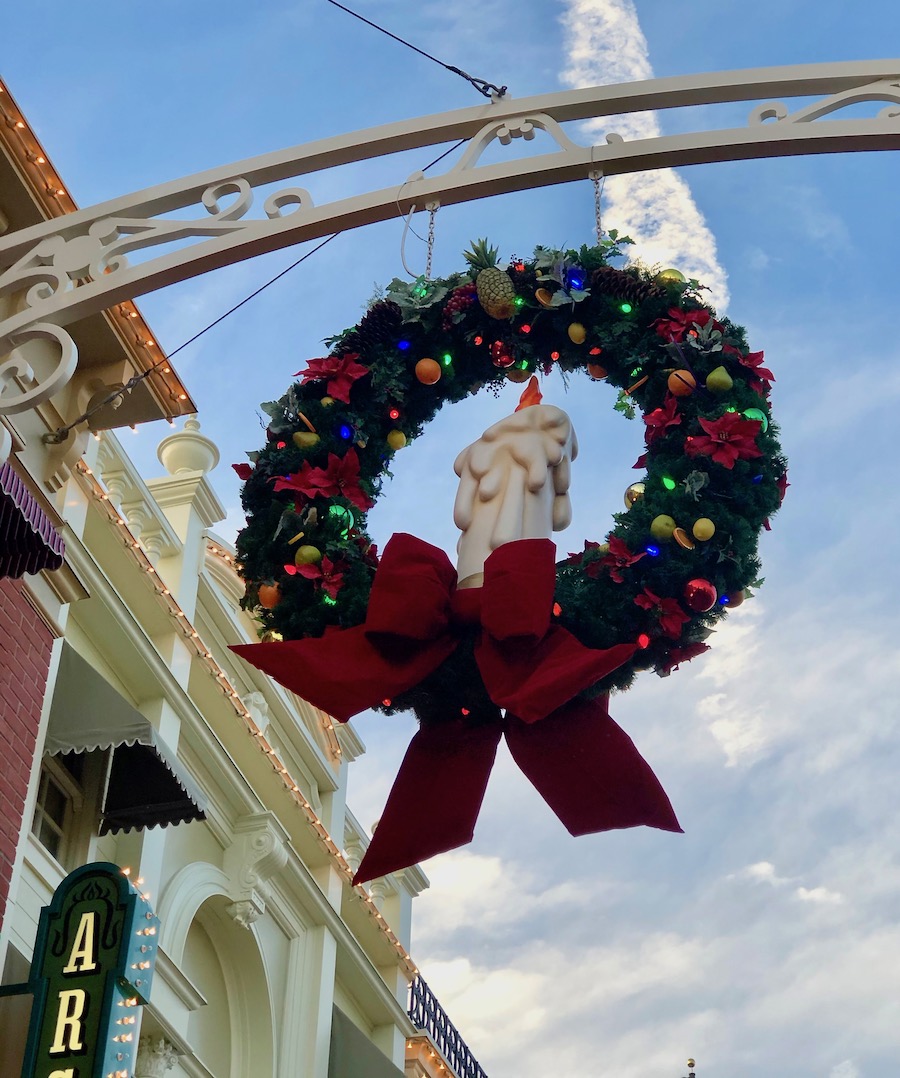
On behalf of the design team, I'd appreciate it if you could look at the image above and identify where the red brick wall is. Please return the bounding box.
[0,577,54,930]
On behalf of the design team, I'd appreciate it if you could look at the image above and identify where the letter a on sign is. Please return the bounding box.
[62,912,98,973]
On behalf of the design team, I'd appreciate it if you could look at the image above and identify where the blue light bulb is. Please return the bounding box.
[645,544,660,557]
[397,340,411,351]
[338,424,352,440]
[718,595,730,605]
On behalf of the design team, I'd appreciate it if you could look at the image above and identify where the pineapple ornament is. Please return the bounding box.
[464,237,518,319]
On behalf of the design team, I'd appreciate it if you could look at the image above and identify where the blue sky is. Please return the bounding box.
[4,4,900,1076]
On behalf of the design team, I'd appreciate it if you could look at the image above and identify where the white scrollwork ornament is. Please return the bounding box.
[0,323,77,415]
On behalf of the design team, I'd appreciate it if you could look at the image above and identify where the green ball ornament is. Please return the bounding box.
[743,407,769,432]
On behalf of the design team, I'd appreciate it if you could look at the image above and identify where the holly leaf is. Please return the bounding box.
[614,391,636,420]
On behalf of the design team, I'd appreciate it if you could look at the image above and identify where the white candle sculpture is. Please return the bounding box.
[453,380,577,589]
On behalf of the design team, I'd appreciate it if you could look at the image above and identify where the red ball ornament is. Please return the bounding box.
[490,340,515,368]
[684,578,717,612]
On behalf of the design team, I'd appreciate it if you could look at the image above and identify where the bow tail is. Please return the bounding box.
[231,628,456,723]
[504,696,682,835]
[353,717,503,885]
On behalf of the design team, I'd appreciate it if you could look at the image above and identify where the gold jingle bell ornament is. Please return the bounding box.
[624,482,645,508]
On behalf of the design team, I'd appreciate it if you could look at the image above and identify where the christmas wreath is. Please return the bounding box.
[235,233,786,708]
[232,234,787,882]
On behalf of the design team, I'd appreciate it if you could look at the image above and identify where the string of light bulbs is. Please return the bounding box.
[74,458,417,978]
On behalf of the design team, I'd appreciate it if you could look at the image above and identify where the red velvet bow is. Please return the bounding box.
[232,534,681,882]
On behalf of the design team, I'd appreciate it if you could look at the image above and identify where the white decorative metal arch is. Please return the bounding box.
[1,59,898,453]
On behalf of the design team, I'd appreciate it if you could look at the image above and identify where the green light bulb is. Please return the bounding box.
[517,360,529,370]
[514,296,524,307]
[322,594,337,606]
[620,302,633,314]
[662,476,676,491]
[442,353,453,366]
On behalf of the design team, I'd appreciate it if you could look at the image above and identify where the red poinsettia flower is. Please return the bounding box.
[776,470,790,504]
[354,534,379,567]
[232,463,253,480]
[739,349,775,384]
[643,394,682,446]
[685,413,763,470]
[659,641,710,674]
[295,353,370,404]
[592,536,646,583]
[272,449,375,511]
[295,555,348,599]
[722,346,775,396]
[634,588,690,639]
[632,452,648,470]
[567,540,602,566]
[653,307,720,342]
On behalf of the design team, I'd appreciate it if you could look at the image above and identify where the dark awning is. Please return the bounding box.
[328,1008,406,1078]
[0,461,65,578]
[45,643,207,835]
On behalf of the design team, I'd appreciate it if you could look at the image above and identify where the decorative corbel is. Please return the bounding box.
[223,811,289,928]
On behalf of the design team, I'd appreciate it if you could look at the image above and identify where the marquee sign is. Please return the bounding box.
[16,862,160,1078]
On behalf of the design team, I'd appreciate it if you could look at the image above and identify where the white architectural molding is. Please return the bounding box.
[223,810,290,926]
[135,1035,179,1078]
[0,61,897,421]
[156,860,234,962]
[154,949,209,1013]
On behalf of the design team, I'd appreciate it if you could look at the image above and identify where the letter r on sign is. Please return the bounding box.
[48,988,87,1053]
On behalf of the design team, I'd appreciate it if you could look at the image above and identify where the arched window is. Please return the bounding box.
[178,897,275,1078]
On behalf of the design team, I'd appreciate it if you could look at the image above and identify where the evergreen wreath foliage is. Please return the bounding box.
[234,234,787,715]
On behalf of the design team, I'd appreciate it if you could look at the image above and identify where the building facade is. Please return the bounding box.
[0,77,484,1078]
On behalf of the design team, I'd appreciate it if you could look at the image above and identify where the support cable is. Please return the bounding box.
[43,137,468,445]
[324,0,507,100]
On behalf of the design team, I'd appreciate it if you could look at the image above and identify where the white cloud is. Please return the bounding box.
[735,860,788,886]
[730,864,846,907]
[830,1062,861,1078]
[796,885,844,906]
[558,0,729,308]
[698,690,769,768]
[420,930,709,1069]
[412,850,605,944]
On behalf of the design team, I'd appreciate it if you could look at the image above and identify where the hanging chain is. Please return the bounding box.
[425,201,439,280]
[589,170,605,244]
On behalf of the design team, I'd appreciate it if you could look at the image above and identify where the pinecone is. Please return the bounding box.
[336,300,403,355]
[591,266,664,305]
